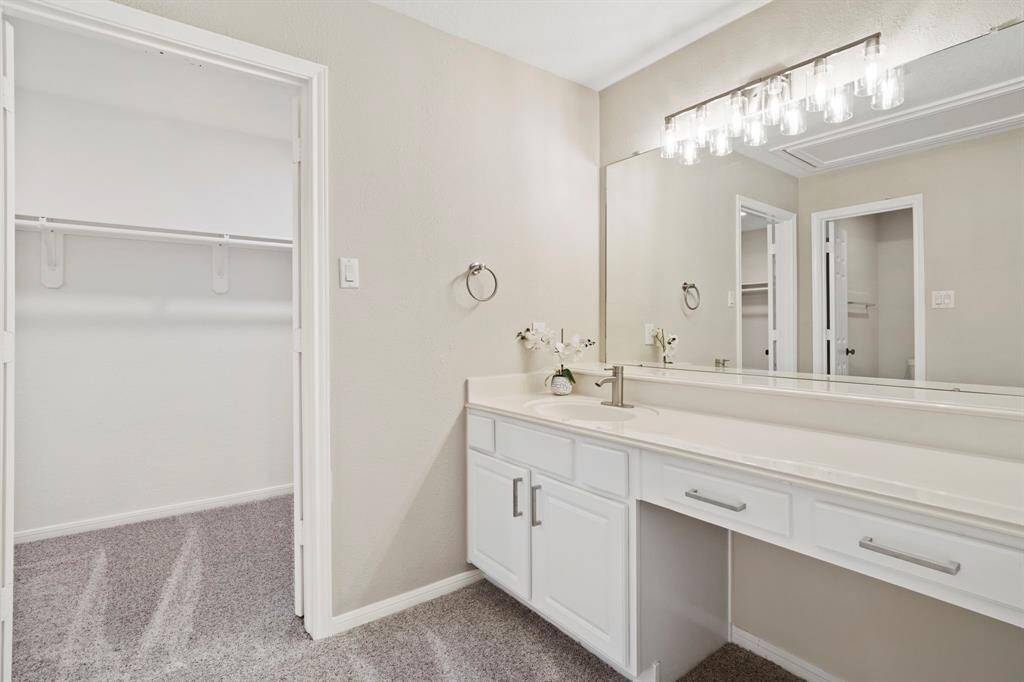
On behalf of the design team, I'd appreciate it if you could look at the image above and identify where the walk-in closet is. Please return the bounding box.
[8,16,303,673]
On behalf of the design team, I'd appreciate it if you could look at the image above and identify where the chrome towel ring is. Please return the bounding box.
[466,262,498,302]
[681,282,701,310]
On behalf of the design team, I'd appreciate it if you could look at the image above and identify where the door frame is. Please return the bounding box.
[810,194,924,379]
[0,0,334,645]
[734,196,797,372]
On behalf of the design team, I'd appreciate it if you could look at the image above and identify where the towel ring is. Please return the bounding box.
[681,282,701,310]
[466,262,498,302]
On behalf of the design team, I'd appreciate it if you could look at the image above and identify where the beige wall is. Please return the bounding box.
[797,130,1024,387]
[600,1,1024,677]
[599,0,1021,164]
[117,0,600,615]
[605,149,795,366]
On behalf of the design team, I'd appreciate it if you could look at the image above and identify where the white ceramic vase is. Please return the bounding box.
[550,375,573,396]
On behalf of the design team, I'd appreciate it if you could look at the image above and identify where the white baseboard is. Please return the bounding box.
[15,483,293,544]
[326,569,484,638]
[730,625,839,682]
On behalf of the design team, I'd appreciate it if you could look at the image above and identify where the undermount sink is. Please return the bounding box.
[526,398,656,423]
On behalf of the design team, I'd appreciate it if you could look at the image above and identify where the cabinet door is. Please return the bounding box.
[532,475,628,666]
[467,450,531,600]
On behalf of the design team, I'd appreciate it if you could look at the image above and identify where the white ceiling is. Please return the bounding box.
[371,0,771,90]
[13,20,295,141]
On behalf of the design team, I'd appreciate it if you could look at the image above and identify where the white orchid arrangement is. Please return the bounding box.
[516,326,596,385]
[653,327,679,364]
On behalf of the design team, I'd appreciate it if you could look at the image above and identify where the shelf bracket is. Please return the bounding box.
[39,218,64,289]
[212,237,230,294]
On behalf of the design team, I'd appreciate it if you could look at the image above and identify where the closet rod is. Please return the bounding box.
[14,215,292,251]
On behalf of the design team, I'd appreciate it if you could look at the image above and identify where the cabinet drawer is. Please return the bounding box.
[467,413,495,452]
[496,421,573,479]
[643,456,791,537]
[813,502,1024,608]
[577,441,628,497]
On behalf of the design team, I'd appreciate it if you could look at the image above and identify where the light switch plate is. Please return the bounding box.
[728,290,736,308]
[931,290,955,308]
[339,257,359,289]
[533,321,547,332]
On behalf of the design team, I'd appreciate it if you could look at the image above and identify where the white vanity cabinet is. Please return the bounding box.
[467,405,1024,682]
[466,414,635,671]
[531,474,629,666]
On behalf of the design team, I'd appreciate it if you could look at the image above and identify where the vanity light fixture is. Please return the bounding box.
[660,32,904,163]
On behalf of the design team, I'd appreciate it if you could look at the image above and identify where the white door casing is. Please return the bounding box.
[0,13,13,681]
[290,95,304,617]
[531,474,629,667]
[829,223,851,375]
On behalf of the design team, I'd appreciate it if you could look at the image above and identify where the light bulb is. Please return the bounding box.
[693,104,709,148]
[763,75,789,126]
[678,137,700,165]
[780,99,806,136]
[660,120,678,158]
[744,115,768,146]
[823,83,852,123]
[727,91,747,139]
[871,65,905,110]
[709,128,732,157]
[805,57,831,112]
[855,35,884,97]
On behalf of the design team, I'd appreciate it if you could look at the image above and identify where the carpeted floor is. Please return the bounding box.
[14,496,800,681]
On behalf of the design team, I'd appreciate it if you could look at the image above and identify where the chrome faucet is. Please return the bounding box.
[595,365,633,408]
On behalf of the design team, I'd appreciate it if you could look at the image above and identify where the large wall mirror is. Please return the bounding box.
[605,23,1023,395]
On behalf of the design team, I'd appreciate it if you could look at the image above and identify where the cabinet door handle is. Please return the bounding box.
[511,477,523,518]
[858,536,961,575]
[685,488,747,512]
[531,485,542,527]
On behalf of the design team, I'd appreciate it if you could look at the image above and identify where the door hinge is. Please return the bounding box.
[0,331,13,364]
[1,77,12,112]
[292,137,302,163]
[293,327,303,353]
[0,585,12,622]
[825,329,834,341]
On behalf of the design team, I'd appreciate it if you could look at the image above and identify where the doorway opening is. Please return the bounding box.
[734,196,797,372]
[811,195,924,380]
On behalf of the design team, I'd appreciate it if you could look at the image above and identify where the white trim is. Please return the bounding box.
[327,570,484,637]
[734,196,797,372]
[810,195,925,380]
[0,0,333,646]
[730,625,840,682]
[14,484,293,544]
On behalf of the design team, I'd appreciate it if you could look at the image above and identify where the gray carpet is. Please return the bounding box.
[14,496,799,681]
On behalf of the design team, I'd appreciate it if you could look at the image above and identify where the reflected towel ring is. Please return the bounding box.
[466,262,498,302]
[681,282,701,310]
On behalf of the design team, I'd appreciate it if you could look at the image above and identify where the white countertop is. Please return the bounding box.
[467,375,1024,532]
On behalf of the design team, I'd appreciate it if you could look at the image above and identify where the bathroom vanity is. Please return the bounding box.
[465,369,1023,681]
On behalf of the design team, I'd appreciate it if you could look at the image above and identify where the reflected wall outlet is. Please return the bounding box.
[533,321,547,332]
[931,290,955,308]
[644,323,655,345]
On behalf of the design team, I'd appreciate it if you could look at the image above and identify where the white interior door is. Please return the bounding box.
[827,221,850,375]
[0,14,14,682]
[290,97,304,618]
[765,222,776,371]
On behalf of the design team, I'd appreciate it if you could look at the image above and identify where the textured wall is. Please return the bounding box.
[115,0,600,615]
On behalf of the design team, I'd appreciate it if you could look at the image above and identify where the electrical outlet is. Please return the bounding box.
[644,323,655,345]
[931,290,955,309]
[533,321,547,332]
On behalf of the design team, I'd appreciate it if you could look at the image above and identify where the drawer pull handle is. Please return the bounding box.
[512,477,523,518]
[858,536,961,576]
[531,485,542,527]
[685,489,746,513]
